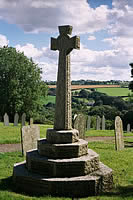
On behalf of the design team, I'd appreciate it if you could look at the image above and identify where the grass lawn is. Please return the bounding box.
[86,129,133,137]
[96,88,130,96]
[42,95,56,105]
[0,141,133,199]
[0,123,53,144]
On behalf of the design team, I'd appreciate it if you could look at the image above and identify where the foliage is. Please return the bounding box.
[0,46,48,120]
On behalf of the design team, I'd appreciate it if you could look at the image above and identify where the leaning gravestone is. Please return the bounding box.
[21,113,26,126]
[4,113,9,126]
[21,125,40,156]
[115,116,124,151]
[127,123,130,133]
[13,25,113,198]
[14,113,19,126]
[102,115,105,130]
[73,114,86,139]
[87,115,91,130]
[96,116,101,130]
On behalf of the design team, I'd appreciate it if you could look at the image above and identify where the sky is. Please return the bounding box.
[0,0,133,81]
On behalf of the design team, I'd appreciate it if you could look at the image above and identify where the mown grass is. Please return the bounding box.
[86,129,133,137]
[0,123,53,144]
[96,88,130,96]
[42,95,56,105]
[0,141,133,199]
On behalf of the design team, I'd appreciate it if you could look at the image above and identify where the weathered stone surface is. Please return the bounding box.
[13,161,112,197]
[29,118,33,125]
[73,114,86,139]
[96,116,101,130]
[115,116,124,151]
[4,113,9,126]
[26,149,99,177]
[51,25,80,130]
[127,123,130,132]
[87,115,91,130]
[21,125,40,156]
[46,128,79,144]
[38,138,88,158]
[102,115,105,130]
[21,113,26,126]
[90,162,113,193]
[14,113,19,126]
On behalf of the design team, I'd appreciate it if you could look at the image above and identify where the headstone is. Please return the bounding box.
[127,123,130,132]
[73,114,86,139]
[96,116,101,130]
[87,115,91,130]
[21,113,26,126]
[115,116,124,151]
[29,118,33,125]
[21,125,40,156]
[4,113,9,126]
[51,25,80,130]
[102,115,105,130]
[14,113,19,126]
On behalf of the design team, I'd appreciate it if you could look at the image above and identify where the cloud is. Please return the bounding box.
[88,35,96,40]
[35,42,131,81]
[0,34,9,47]
[15,43,43,58]
[0,0,111,34]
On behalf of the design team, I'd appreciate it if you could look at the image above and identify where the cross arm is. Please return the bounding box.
[70,36,80,50]
[51,37,58,51]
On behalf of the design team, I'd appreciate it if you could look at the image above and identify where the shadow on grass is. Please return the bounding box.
[0,177,13,191]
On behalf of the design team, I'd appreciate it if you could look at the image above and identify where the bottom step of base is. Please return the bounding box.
[13,161,113,198]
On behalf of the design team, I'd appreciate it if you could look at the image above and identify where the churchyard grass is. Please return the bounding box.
[96,87,130,96]
[86,129,133,137]
[0,141,133,199]
[0,123,53,144]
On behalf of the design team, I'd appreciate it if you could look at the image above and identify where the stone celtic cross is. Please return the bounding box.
[51,25,80,130]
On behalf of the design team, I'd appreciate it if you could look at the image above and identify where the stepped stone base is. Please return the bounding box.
[13,161,113,197]
[26,149,99,177]
[38,138,88,158]
[46,128,79,143]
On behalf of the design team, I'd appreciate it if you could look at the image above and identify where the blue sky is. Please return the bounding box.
[0,0,132,81]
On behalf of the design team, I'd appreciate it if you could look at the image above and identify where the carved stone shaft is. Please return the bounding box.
[51,25,80,130]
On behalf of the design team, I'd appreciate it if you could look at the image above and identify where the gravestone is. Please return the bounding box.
[96,116,101,130]
[115,116,124,151]
[102,115,105,130]
[29,118,33,125]
[14,113,19,126]
[21,125,40,156]
[87,115,91,130]
[127,123,130,132]
[13,25,113,197]
[21,113,26,126]
[4,113,9,126]
[73,114,86,139]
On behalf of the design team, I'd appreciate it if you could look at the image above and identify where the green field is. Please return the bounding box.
[42,95,56,105]
[96,87,130,96]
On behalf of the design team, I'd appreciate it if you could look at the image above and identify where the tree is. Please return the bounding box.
[0,46,48,120]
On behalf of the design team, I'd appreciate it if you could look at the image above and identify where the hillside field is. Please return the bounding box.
[96,87,130,96]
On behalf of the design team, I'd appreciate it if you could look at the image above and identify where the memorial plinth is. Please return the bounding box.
[13,25,113,197]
